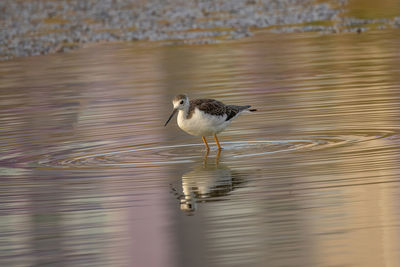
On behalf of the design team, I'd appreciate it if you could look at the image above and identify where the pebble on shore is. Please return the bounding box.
[1,0,399,60]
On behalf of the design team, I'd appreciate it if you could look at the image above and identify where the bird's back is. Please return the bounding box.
[188,98,226,119]
[188,98,253,121]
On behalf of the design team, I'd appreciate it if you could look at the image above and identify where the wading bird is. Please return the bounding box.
[165,94,256,151]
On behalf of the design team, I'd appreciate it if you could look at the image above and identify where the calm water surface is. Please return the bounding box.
[1,30,400,267]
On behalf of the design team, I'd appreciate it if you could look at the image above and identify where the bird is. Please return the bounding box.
[164,94,256,151]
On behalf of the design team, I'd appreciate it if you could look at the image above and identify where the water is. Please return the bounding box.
[1,30,400,267]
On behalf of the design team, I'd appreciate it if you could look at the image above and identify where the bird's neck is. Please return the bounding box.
[180,105,190,119]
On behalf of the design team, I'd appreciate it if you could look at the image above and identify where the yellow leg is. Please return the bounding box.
[203,150,209,167]
[214,134,222,151]
[216,149,221,165]
[202,136,210,151]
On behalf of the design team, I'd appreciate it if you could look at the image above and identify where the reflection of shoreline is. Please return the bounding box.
[172,154,245,214]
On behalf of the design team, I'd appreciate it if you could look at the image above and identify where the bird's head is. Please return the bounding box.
[164,94,189,126]
[172,94,189,110]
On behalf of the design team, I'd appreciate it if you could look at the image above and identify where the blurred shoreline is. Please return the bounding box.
[1,0,400,61]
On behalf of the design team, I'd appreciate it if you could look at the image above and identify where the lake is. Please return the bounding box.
[1,29,400,266]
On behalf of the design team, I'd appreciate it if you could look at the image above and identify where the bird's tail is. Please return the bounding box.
[240,105,257,112]
[225,105,256,121]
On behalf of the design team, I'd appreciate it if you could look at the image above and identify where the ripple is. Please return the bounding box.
[21,129,398,169]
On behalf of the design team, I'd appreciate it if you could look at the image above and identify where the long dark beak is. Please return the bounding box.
[164,108,177,127]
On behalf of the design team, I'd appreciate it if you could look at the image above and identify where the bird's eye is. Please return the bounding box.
[180,100,184,104]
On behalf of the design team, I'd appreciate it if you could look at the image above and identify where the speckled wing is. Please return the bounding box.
[188,99,227,118]
[225,105,251,121]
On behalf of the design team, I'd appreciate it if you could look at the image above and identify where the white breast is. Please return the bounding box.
[177,108,232,136]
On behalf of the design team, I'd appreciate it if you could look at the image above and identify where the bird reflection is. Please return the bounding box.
[171,152,245,214]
